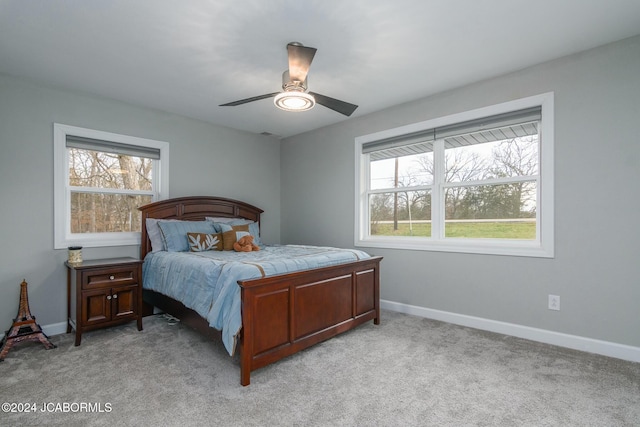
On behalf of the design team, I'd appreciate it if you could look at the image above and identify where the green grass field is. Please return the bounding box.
[372,221,536,239]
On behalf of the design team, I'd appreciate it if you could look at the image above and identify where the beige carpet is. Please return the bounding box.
[1,311,638,426]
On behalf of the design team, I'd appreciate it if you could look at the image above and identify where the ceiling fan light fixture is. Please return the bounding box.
[274,91,315,112]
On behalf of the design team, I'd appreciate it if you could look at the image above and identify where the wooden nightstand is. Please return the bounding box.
[66,257,143,346]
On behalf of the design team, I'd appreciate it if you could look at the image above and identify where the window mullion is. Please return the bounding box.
[432,139,445,239]
[368,185,432,195]
[69,186,155,196]
[442,175,539,188]
[152,158,161,200]
[361,153,372,240]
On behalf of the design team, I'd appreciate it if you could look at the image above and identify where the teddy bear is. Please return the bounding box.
[233,234,260,252]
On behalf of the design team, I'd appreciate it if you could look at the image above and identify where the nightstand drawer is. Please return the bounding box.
[83,265,138,289]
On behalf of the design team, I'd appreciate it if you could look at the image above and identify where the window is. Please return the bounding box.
[54,124,169,249]
[355,93,554,257]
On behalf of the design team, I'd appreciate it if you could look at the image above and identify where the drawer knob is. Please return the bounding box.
[113,294,118,299]
[106,295,112,300]
[109,275,115,280]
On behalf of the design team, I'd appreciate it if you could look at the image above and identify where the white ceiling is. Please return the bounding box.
[1,1,640,139]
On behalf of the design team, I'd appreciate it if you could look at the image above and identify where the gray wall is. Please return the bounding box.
[281,35,640,348]
[0,74,281,330]
[2,35,638,351]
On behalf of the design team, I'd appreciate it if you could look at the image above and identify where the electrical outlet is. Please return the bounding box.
[548,294,560,311]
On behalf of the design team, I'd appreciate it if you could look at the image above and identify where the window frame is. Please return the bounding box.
[54,123,169,249]
[354,93,554,258]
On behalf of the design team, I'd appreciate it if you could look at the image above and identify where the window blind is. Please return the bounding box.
[435,106,541,140]
[362,129,435,155]
[66,135,161,160]
[363,106,541,160]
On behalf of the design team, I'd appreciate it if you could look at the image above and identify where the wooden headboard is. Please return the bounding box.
[138,196,264,259]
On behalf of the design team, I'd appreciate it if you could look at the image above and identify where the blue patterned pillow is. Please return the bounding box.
[146,218,182,252]
[158,221,217,252]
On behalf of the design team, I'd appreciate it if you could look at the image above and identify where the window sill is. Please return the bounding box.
[355,237,554,258]
[55,232,141,250]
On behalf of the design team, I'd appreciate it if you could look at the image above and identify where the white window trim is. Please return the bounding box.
[354,93,554,258]
[54,123,170,249]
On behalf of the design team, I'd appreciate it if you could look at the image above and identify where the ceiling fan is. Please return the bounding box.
[219,42,358,117]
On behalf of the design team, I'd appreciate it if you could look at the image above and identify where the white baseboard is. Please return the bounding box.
[6,307,639,364]
[0,322,68,342]
[381,299,640,364]
[43,322,68,337]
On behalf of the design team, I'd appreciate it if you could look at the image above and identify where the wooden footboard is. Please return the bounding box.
[238,256,382,386]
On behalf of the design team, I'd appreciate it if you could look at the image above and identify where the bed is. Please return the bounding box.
[139,196,382,386]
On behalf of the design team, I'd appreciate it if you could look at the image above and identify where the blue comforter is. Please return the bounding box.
[142,245,371,355]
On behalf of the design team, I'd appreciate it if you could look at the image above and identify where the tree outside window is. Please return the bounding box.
[68,148,154,234]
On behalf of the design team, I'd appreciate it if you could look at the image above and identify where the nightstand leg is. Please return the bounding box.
[137,317,143,331]
[74,331,81,346]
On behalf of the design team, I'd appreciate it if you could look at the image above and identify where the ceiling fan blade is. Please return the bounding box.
[219,92,279,107]
[309,92,358,117]
[287,43,317,83]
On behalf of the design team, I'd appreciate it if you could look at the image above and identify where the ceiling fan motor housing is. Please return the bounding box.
[282,70,307,92]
